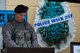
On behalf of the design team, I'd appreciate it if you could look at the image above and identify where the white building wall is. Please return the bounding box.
[0,0,6,52]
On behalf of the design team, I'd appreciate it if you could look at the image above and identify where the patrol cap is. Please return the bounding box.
[14,4,29,13]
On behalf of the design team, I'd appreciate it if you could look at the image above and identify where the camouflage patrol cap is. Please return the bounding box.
[14,4,29,13]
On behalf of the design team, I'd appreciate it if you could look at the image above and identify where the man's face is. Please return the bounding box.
[15,13,26,22]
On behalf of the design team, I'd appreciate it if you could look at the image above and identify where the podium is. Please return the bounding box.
[6,47,55,53]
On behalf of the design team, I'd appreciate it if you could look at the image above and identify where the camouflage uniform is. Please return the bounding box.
[2,20,38,48]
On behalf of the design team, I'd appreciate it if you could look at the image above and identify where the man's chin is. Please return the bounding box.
[18,20,24,22]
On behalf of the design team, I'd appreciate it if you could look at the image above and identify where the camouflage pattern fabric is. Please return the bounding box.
[2,20,38,48]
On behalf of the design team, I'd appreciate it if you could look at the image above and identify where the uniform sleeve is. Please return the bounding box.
[27,23,38,47]
[2,23,19,47]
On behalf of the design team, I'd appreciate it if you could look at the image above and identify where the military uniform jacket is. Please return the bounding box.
[2,20,38,48]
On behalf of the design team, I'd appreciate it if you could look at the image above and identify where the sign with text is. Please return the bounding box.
[0,10,28,26]
[34,14,73,29]
[0,10,14,26]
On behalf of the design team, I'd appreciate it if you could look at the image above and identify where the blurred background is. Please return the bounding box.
[0,0,80,53]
